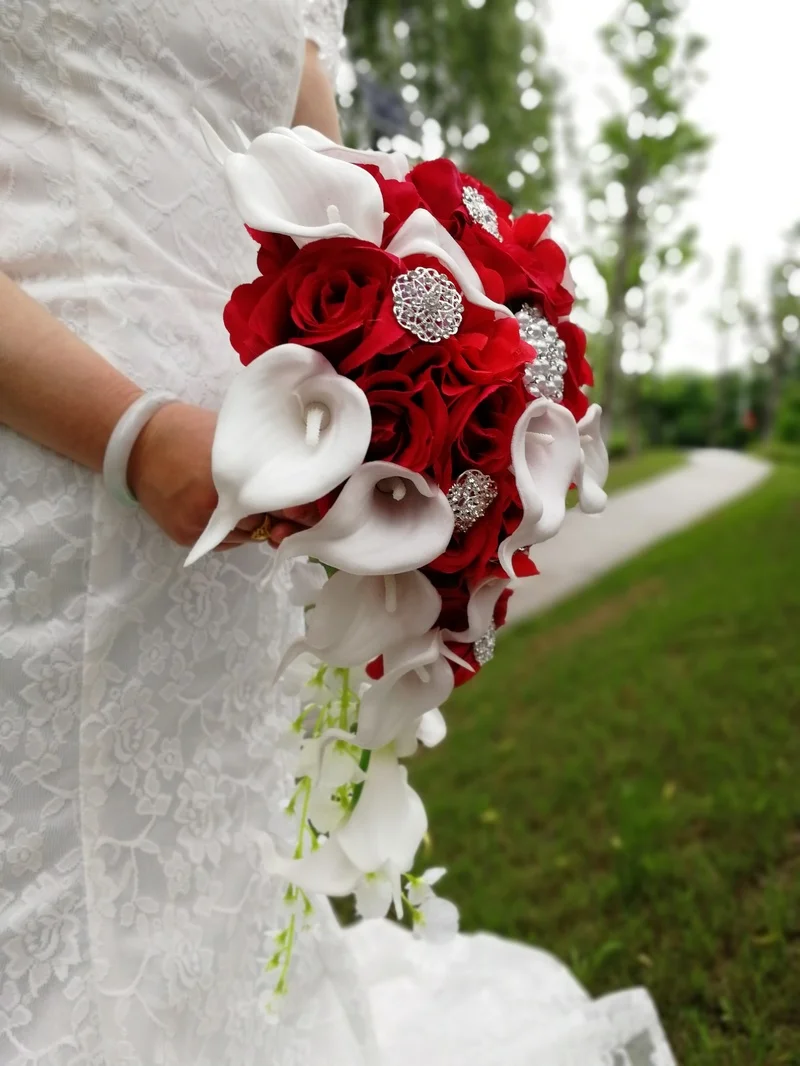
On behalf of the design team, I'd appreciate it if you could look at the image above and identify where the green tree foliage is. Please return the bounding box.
[342,0,558,209]
[583,0,711,433]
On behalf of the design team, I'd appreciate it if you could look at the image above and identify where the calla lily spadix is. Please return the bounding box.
[498,399,581,577]
[278,570,442,672]
[576,404,609,514]
[356,631,455,751]
[185,345,372,566]
[386,209,514,322]
[440,577,510,644]
[275,461,455,576]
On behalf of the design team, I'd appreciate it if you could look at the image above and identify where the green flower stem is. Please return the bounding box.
[351,748,372,807]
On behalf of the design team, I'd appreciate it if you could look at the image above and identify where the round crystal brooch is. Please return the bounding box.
[447,470,498,533]
[473,622,497,667]
[393,267,464,343]
[516,303,568,403]
[462,185,502,241]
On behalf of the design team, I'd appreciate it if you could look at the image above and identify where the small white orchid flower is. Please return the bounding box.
[355,868,399,920]
[278,570,442,673]
[386,209,513,322]
[499,399,581,576]
[186,345,372,565]
[195,114,386,246]
[576,404,609,514]
[276,462,455,577]
[393,706,447,759]
[356,631,455,751]
[286,560,329,608]
[412,895,460,944]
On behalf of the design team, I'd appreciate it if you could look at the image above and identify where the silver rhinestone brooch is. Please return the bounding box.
[447,470,498,533]
[462,185,502,241]
[516,304,568,403]
[393,267,464,343]
[473,622,497,667]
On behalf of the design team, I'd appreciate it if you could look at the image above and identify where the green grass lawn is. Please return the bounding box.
[411,462,800,1065]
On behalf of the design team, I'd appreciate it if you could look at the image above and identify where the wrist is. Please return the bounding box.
[103,391,180,506]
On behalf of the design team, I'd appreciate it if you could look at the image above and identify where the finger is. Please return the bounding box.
[214,532,252,550]
[272,504,320,528]
[268,520,304,546]
[234,513,265,534]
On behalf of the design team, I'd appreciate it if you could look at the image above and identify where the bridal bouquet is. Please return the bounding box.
[189,120,608,989]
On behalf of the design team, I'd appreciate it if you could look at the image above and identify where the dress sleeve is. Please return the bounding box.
[301,0,347,86]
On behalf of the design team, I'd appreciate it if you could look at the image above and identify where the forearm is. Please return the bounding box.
[0,272,143,472]
[292,40,342,142]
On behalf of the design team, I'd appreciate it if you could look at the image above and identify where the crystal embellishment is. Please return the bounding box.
[393,267,464,343]
[516,304,568,403]
[447,470,498,533]
[473,622,497,667]
[462,185,502,241]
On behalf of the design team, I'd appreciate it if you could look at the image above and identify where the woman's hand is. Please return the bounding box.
[128,402,318,551]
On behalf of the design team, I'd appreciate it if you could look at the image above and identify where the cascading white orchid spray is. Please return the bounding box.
[187,116,610,1000]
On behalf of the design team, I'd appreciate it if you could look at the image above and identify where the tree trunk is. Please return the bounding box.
[600,166,643,441]
[763,341,790,441]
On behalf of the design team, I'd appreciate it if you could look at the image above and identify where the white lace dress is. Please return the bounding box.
[0,2,676,1064]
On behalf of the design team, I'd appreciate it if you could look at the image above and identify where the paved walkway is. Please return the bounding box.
[507,449,772,623]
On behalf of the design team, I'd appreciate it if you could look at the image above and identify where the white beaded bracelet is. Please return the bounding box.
[103,390,180,507]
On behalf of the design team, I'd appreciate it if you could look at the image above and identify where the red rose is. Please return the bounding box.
[407,159,471,238]
[359,165,422,246]
[233,238,408,370]
[362,369,449,473]
[442,314,530,392]
[558,321,592,421]
[427,468,517,586]
[508,213,574,319]
[447,376,529,477]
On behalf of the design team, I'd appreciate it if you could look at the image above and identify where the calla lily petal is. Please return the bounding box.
[522,401,582,544]
[276,462,455,576]
[441,578,509,643]
[498,402,545,577]
[295,570,442,668]
[417,708,447,749]
[499,399,581,576]
[356,632,455,750]
[259,832,360,897]
[336,750,427,875]
[223,130,385,245]
[185,345,372,565]
[386,209,513,320]
[577,404,609,514]
[273,125,410,181]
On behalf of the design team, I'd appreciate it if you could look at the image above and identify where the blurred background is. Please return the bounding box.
[336,3,800,1063]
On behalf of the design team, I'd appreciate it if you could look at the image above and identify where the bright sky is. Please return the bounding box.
[546,0,800,373]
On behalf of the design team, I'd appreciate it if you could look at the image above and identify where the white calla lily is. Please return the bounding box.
[356,631,455,751]
[272,125,410,181]
[185,345,372,565]
[260,749,426,900]
[198,120,386,246]
[576,404,609,514]
[499,399,581,576]
[337,749,427,875]
[386,209,513,321]
[441,577,509,643]
[276,462,455,576]
[280,570,442,671]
